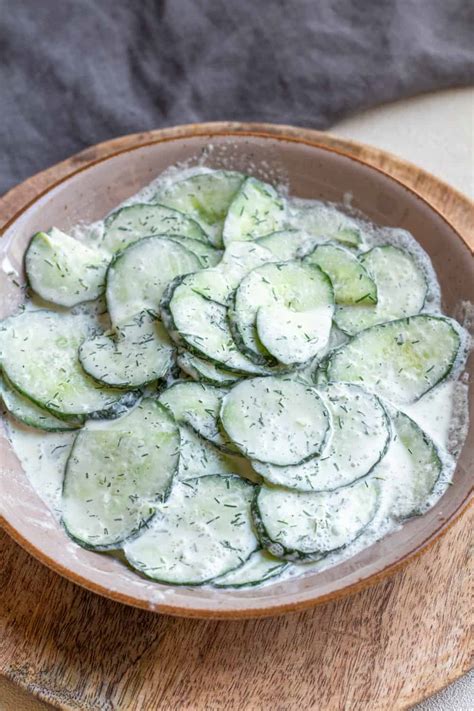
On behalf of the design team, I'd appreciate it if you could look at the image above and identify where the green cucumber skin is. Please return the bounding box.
[5,374,141,425]
[251,488,378,562]
[361,245,428,311]
[327,314,462,404]
[77,363,165,391]
[62,510,156,553]
[125,474,258,586]
[159,275,188,346]
[76,367,172,392]
[212,550,289,589]
[24,230,108,307]
[0,309,142,423]
[229,261,334,367]
[61,455,163,554]
[255,392,392,494]
[105,235,201,325]
[177,351,241,387]
[2,407,80,433]
[160,276,271,376]
[103,203,209,246]
[78,313,175,390]
[126,552,255,587]
[1,372,82,432]
[155,171,245,248]
[333,245,428,336]
[158,380,239,456]
[227,299,278,367]
[251,494,326,562]
[61,400,179,551]
[393,411,443,520]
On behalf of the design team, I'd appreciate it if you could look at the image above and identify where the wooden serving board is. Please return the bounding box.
[0,125,472,711]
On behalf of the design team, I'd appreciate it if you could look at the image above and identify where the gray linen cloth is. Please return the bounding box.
[1,0,473,194]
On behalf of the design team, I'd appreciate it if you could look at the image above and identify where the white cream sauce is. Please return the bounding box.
[1,166,471,589]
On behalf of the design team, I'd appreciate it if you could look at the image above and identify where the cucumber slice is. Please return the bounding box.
[230,261,334,365]
[79,310,174,388]
[334,245,427,334]
[166,236,222,267]
[25,228,108,307]
[253,478,379,560]
[102,203,207,253]
[178,426,257,481]
[223,177,286,246]
[220,377,330,466]
[161,276,270,374]
[159,381,236,452]
[106,236,201,324]
[62,399,179,550]
[286,202,362,247]
[218,241,276,284]
[327,315,461,404]
[173,242,274,307]
[156,171,245,247]
[213,549,288,588]
[0,310,138,420]
[177,351,240,386]
[123,475,258,585]
[0,373,81,432]
[391,411,442,519]
[304,244,377,305]
[257,229,318,260]
[251,383,390,491]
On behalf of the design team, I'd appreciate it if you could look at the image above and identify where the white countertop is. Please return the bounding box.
[1,87,473,711]
[332,87,474,200]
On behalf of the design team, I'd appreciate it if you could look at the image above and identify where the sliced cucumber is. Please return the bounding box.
[253,478,379,560]
[252,383,390,491]
[25,228,108,307]
[230,261,334,365]
[286,202,362,247]
[178,426,257,481]
[327,315,461,404]
[62,399,180,549]
[0,310,138,420]
[156,171,245,247]
[218,241,275,284]
[220,377,330,466]
[177,351,240,386]
[159,381,236,452]
[391,411,442,519]
[257,229,318,260]
[79,310,174,388]
[173,241,274,307]
[123,475,258,585]
[102,203,207,253]
[161,275,270,374]
[304,244,377,305]
[106,236,201,324]
[213,549,288,588]
[166,236,222,267]
[0,373,81,432]
[223,177,286,246]
[334,245,427,334]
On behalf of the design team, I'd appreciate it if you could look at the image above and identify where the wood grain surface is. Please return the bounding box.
[0,124,472,710]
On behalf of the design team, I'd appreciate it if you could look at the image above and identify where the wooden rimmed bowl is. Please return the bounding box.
[0,123,472,619]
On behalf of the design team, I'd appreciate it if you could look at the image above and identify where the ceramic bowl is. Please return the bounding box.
[1,123,472,618]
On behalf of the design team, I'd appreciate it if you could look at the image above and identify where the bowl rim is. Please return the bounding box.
[0,121,472,619]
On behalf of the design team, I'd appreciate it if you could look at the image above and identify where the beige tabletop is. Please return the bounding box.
[1,86,473,711]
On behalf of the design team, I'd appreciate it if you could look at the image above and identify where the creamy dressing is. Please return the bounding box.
[1,166,471,589]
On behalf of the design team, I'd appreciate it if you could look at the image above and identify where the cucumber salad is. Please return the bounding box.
[1,167,470,589]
